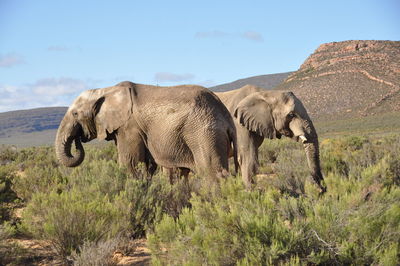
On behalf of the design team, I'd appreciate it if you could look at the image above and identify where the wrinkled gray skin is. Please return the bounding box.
[216,85,326,193]
[55,81,237,179]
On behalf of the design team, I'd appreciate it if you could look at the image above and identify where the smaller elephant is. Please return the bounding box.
[55,81,238,180]
[216,85,326,193]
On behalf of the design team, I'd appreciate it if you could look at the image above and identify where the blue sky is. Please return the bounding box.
[0,0,399,112]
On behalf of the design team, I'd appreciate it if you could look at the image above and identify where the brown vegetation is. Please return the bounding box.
[276,40,400,120]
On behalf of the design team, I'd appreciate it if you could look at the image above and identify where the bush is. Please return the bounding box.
[12,165,66,201]
[14,146,58,170]
[18,154,194,260]
[0,165,17,195]
[9,135,400,264]
[70,237,123,266]
[0,145,18,164]
[259,138,301,166]
[148,134,400,265]
[149,178,309,265]
[21,189,131,259]
[121,172,194,238]
[149,177,400,265]
[272,148,309,196]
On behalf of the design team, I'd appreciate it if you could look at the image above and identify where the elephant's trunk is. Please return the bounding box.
[303,139,326,194]
[55,117,85,167]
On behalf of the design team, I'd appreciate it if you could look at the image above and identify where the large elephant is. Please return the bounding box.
[216,85,326,193]
[55,81,237,179]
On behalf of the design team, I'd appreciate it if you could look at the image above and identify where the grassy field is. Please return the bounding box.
[0,129,58,148]
[315,112,400,138]
[0,116,399,265]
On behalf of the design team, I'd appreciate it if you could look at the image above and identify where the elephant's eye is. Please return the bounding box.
[287,112,295,118]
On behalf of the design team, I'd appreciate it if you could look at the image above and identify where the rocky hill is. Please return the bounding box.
[275,40,400,120]
[210,72,292,92]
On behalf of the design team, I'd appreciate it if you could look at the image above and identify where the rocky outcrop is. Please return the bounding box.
[276,40,400,120]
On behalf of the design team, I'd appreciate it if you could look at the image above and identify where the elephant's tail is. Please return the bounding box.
[228,127,239,175]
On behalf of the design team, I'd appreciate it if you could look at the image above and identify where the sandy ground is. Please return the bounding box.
[4,238,151,265]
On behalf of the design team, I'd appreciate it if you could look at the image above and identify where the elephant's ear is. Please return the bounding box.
[234,93,275,138]
[95,86,134,140]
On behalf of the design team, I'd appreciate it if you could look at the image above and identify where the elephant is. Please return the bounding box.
[215,85,326,193]
[55,81,238,179]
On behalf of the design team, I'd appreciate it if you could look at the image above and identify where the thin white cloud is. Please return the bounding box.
[0,53,24,68]
[47,45,69,52]
[154,72,195,83]
[242,31,264,42]
[0,85,40,112]
[195,30,230,38]
[195,30,264,42]
[0,77,90,112]
[31,77,87,96]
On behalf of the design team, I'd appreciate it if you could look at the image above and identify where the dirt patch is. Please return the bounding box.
[113,239,151,266]
[3,238,151,265]
[3,238,63,265]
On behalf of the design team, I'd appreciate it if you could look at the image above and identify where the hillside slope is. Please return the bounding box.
[210,72,292,92]
[0,107,67,146]
[0,107,67,137]
[275,40,400,120]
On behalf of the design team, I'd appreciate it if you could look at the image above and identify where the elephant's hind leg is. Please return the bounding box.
[193,139,230,180]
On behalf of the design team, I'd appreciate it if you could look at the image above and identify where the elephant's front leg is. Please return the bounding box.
[114,129,147,176]
[239,157,255,188]
[237,128,264,189]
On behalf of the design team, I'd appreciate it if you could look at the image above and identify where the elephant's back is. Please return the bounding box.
[133,83,232,129]
[132,83,213,105]
[216,85,263,114]
[191,88,234,125]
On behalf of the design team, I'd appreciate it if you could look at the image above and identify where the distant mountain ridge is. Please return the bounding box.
[210,72,292,92]
[0,107,67,147]
[0,107,67,137]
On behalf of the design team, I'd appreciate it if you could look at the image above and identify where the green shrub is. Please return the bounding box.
[149,178,307,265]
[149,157,400,265]
[12,165,66,201]
[120,172,194,238]
[14,146,58,170]
[0,162,18,198]
[9,135,400,264]
[259,138,301,165]
[66,159,130,198]
[18,154,194,260]
[21,189,131,259]
[0,145,18,163]
[0,165,19,224]
[84,143,118,162]
[273,149,309,196]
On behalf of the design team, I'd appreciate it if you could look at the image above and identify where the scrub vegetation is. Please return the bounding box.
[1,133,399,265]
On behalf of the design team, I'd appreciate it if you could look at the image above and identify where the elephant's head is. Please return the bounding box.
[234,91,326,193]
[55,82,134,167]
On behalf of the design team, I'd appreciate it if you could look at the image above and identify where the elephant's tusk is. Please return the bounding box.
[299,135,307,143]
